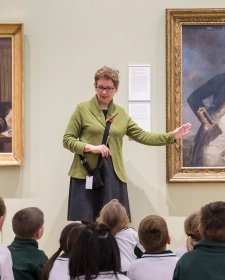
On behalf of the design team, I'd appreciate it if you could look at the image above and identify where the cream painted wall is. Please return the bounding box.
[1,0,225,256]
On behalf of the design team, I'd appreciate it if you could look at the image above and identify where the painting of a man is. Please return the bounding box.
[182,26,225,167]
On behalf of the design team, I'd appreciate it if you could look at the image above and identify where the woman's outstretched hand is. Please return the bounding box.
[173,123,192,140]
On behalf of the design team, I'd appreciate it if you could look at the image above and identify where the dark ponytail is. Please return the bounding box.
[42,248,62,280]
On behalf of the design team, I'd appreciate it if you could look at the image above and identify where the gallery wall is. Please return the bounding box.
[1,0,225,255]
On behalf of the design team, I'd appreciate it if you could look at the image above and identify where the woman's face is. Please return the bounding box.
[95,78,117,108]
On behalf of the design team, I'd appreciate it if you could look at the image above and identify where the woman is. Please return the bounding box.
[63,66,191,222]
[69,222,129,280]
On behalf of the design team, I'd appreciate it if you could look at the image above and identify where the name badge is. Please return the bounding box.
[85,176,93,189]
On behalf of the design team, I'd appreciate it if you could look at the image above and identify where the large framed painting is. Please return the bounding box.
[0,24,23,165]
[166,9,225,182]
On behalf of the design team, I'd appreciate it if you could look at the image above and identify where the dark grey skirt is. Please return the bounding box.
[67,156,131,222]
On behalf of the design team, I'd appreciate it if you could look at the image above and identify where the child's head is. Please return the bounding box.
[97,199,129,234]
[0,196,6,230]
[59,222,84,254]
[184,211,201,250]
[138,215,170,253]
[12,207,44,240]
[69,222,121,280]
[42,222,84,280]
[200,201,225,242]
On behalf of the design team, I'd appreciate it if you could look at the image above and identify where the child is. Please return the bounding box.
[127,215,179,280]
[69,222,129,280]
[97,199,143,272]
[0,196,14,279]
[173,201,225,280]
[176,211,201,257]
[42,222,84,280]
[8,207,48,280]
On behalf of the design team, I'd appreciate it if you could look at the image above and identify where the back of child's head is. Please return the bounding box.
[59,222,84,254]
[184,211,201,250]
[0,196,6,217]
[138,215,169,253]
[12,207,44,239]
[42,222,84,280]
[200,201,225,242]
[69,222,121,280]
[97,199,129,234]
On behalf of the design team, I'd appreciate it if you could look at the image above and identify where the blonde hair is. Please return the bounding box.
[138,215,169,253]
[94,66,120,89]
[97,199,129,234]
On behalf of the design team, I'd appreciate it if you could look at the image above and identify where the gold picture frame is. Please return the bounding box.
[0,23,23,165]
[166,9,225,182]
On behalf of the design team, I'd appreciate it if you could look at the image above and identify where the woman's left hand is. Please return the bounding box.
[173,123,192,140]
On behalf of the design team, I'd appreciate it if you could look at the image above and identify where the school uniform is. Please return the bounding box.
[48,254,69,280]
[173,240,225,280]
[74,271,130,280]
[0,245,14,280]
[175,247,187,258]
[127,250,179,280]
[8,237,48,280]
[115,228,143,272]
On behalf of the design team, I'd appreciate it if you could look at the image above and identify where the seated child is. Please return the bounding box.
[97,199,143,272]
[127,215,179,280]
[173,201,225,280]
[42,222,84,280]
[0,196,14,279]
[69,222,129,280]
[175,211,201,257]
[8,207,48,280]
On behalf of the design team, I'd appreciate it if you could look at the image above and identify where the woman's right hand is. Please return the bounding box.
[84,144,111,157]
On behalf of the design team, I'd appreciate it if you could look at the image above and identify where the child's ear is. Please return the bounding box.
[0,216,4,230]
[167,235,171,245]
[34,225,44,240]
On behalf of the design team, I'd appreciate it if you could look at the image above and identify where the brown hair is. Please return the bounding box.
[185,212,201,237]
[200,201,225,242]
[138,215,169,253]
[184,211,201,251]
[12,207,44,238]
[97,199,129,235]
[94,66,120,89]
[42,223,84,280]
[0,197,6,217]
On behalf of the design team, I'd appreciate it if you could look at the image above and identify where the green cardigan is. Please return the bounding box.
[63,95,175,182]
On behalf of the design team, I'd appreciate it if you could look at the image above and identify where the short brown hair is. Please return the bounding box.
[97,199,129,235]
[200,201,225,242]
[138,215,169,253]
[184,211,201,242]
[94,66,120,89]
[0,197,6,217]
[12,207,44,238]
